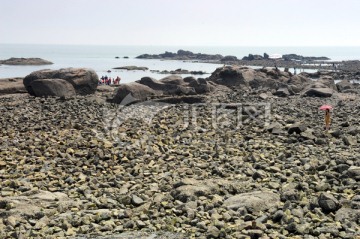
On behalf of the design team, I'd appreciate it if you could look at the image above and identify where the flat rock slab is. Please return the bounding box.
[223,191,280,212]
[0,78,26,95]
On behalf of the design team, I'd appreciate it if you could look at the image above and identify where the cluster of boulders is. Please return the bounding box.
[108,66,360,106]
[1,65,358,105]
[110,75,218,104]
[207,66,359,98]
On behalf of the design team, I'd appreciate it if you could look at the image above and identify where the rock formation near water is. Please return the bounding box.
[0,57,53,65]
[136,49,224,61]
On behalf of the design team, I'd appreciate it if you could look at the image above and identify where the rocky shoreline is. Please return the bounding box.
[136,49,360,72]
[0,64,360,238]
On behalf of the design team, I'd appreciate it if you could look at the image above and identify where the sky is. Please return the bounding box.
[1,0,360,46]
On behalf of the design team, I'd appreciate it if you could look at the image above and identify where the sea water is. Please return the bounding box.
[1,44,360,83]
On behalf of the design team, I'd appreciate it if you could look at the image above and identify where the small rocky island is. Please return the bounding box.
[113,66,149,71]
[0,57,53,65]
[136,49,223,61]
[136,49,330,63]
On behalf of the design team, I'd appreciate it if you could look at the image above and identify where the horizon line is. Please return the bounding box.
[1,43,360,48]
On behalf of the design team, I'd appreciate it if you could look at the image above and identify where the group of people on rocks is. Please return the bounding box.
[99,75,121,85]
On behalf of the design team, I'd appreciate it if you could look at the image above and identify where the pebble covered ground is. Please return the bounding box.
[0,90,359,239]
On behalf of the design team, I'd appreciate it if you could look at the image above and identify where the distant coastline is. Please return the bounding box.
[1,44,360,80]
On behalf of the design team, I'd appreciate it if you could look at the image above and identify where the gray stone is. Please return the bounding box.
[347,166,360,178]
[30,79,76,98]
[207,225,220,238]
[302,87,333,97]
[318,193,340,213]
[288,123,307,134]
[223,191,280,212]
[23,68,98,96]
[131,195,144,206]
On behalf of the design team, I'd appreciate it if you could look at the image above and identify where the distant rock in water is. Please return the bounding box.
[242,54,264,61]
[151,68,207,75]
[241,53,330,61]
[136,49,223,61]
[282,54,330,61]
[0,57,53,65]
[113,66,149,71]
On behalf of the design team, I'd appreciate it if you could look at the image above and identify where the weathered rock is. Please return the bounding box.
[223,191,280,212]
[137,77,196,95]
[23,68,99,96]
[171,179,219,202]
[274,87,290,97]
[347,166,360,178]
[318,193,340,213]
[287,123,307,134]
[207,66,255,87]
[335,207,360,223]
[336,80,354,92]
[30,79,76,97]
[110,82,160,103]
[302,87,334,97]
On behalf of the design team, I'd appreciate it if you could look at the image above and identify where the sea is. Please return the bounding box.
[1,44,360,83]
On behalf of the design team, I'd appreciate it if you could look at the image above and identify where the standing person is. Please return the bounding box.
[325,109,331,130]
[319,105,332,131]
[116,76,121,84]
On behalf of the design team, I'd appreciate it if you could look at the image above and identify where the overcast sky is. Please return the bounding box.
[1,0,359,46]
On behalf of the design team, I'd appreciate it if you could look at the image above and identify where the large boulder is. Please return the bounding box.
[302,87,334,97]
[30,79,76,98]
[137,77,196,95]
[111,82,160,103]
[336,80,354,92]
[317,76,337,90]
[110,75,217,104]
[207,66,255,87]
[208,66,294,91]
[287,74,312,86]
[23,68,99,96]
[159,75,187,85]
